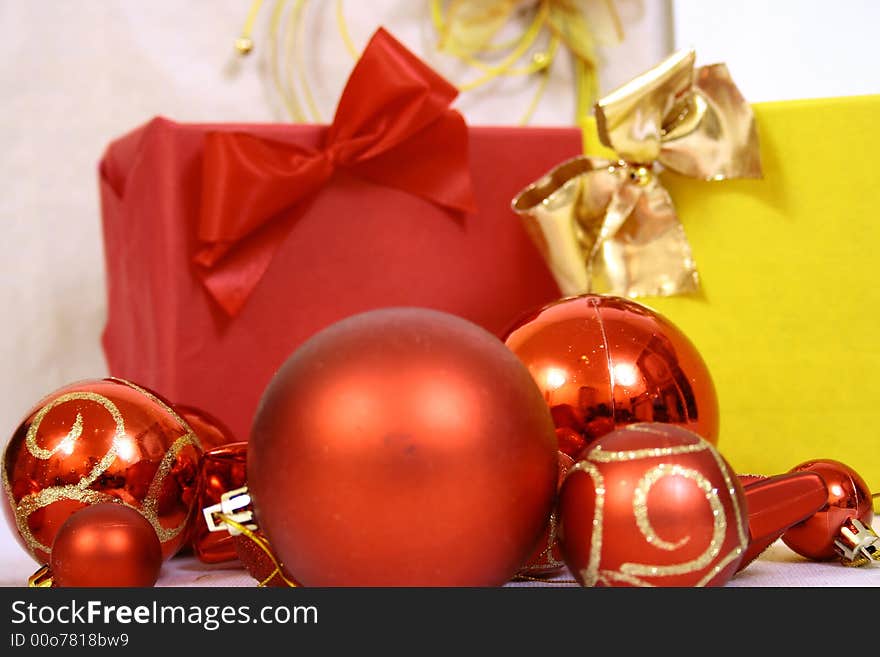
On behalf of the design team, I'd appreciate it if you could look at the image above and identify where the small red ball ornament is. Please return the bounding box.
[782,459,874,561]
[503,295,719,457]
[248,308,559,586]
[48,503,163,587]
[2,378,203,563]
[558,423,748,587]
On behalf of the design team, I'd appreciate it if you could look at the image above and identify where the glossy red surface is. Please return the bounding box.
[192,442,248,564]
[2,378,201,563]
[504,295,718,458]
[782,459,874,560]
[737,471,828,571]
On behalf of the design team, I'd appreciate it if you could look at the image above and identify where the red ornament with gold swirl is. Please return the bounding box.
[557,423,748,587]
[2,378,203,563]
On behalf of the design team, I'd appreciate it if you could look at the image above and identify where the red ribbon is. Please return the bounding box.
[195,28,477,316]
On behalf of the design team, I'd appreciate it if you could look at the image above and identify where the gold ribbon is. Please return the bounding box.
[512,49,762,299]
[432,0,623,124]
[236,0,622,125]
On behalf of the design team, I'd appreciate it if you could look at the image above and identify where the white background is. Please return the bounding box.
[1,0,879,585]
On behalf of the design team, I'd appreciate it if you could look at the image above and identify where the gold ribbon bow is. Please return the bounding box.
[512,49,762,298]
[432,0,623,124]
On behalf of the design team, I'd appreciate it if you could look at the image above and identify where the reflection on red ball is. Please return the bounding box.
[782,459,873,560]
[504,295,718,457]
[248,308,558,586]
[558,423,748,587]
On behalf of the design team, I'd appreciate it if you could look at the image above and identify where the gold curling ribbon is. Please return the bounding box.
[235,0,622,125]
[512,48,762,299]
[432,0,623,125]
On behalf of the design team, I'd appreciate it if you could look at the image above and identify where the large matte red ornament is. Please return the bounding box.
[2,378,202,563]
[782,459,874,561]
[48,502,163,587]
[557,423,748,587]
[248,308,558,586]
[503,295,718,457]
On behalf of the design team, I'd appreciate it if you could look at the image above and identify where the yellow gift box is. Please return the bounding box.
[583,94,880,488]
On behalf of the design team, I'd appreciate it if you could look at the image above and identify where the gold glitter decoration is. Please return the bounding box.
[25,392,124,483]
[599,570,656,587]
[567,461,605,587]
[631,464,690,552]
[26,412,82,460]
[569,435,749,587]
[520,510,565,574]
[140,433,201,542]
[11,392,126,557]
[621,464,724,578]
[587,441,708,463]
[4,384,202,560]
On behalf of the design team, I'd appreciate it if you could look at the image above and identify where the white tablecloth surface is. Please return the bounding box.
[2,520,877,588]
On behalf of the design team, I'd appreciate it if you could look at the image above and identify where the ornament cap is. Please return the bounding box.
[202,486,256,536]
[27,565,53,588]
[834,518,879,567]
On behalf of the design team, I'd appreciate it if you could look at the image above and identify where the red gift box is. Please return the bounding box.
[98,29,578,441]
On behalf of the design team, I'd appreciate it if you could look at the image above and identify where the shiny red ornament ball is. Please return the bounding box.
[558,423,748,587]
[504,295,719,457]
[782,459,874,561]
[248,308,559,586]
[49,502,163,587]
[2,378,203,563]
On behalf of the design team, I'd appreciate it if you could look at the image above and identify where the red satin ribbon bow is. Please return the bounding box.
[195,28,477,316]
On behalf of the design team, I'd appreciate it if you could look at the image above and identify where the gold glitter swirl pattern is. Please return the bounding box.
[4,385,202,560]
[567,461,605,588]
[141,433,201,542]
[25,392,124,487]
[11,392,126,556]
[26,413,83,460]
[631,464,691,552]
[528,511,565,572]
[568,436,748,587]
[621,464,724,578]
[587,442,708,463]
